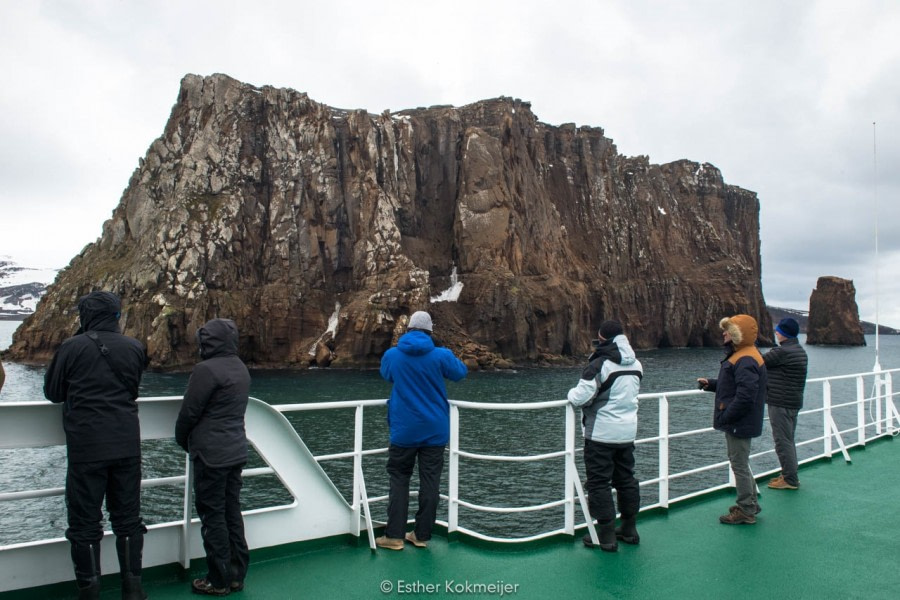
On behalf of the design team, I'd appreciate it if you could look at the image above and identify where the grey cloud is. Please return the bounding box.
[2,0,899,327]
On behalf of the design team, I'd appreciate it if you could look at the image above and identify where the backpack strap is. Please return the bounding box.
[85,332,139,398]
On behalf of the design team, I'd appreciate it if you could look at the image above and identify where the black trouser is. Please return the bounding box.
[385,445,444,540]
[193,460,250,589]
[583,439,640,524]
[65,456,146,584]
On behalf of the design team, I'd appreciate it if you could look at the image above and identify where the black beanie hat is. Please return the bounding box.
[598,319,624,340]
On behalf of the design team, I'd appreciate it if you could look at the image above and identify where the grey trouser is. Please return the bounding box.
[725,433,758,516]
[769,405,800,486]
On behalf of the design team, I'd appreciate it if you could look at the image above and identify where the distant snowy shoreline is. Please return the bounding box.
[0,256,58,320]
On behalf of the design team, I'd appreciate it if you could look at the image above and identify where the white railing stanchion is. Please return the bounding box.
[566,402,597,544]
[180,454,193,569]
[875,371,884,435]
[350,405,363,539]
[658,394,670,508]
[823,380,833,457]
[885,373,899,433]
[856,376,866,446]
[822,380,851,462]
[448,404,460,535]
[356,461,376,550]
[564,404,576,535]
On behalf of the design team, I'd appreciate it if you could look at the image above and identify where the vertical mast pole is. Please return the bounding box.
[873,121,881,371]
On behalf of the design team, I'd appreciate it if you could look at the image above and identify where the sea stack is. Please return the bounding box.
[806,276,865,346]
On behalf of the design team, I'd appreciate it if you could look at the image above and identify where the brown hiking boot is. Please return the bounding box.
[719,506,756,525]
[375,536,404,550]
[405,532,428,548]
[768,476,798,490]
[191,578,230,596]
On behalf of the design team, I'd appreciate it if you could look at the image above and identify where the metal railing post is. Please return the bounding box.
[564,404,576,535]
[856,376,866,446]
[351,405,363,538]
[658,394,670,508]
[823,380,833,457]
[448,404,460,535]
[885,373,898,433]
[180,454,193,569]
[875,372,884,435]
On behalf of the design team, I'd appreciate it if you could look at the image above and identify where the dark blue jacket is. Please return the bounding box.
[380,330,467,447]
[707,347,768,438]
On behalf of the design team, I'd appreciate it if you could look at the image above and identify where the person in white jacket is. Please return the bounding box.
[567,320,643,552]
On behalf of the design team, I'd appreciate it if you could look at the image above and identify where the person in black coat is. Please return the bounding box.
[176,318,250,596]
[764,318,809,490]
[44,291,148,600]
[697,314,767,525]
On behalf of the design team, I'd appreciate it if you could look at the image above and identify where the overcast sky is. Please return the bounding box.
[2,0,898,327]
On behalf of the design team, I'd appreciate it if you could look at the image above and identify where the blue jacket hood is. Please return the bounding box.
[397,330,436,356]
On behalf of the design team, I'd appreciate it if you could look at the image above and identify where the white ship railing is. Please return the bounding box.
[1,367,898,591]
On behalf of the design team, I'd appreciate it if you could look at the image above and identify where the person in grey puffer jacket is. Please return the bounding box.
[175,318,250,596]
[567,320,643,552]
[764,318,808,490]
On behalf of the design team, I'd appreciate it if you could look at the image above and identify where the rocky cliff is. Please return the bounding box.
[806,276,865,346]
[5,74,771,369]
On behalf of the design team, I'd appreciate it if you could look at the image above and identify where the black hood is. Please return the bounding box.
[197,318,239,359]
[77,291,121,333]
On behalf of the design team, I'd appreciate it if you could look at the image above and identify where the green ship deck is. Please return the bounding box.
[8,437,898,600]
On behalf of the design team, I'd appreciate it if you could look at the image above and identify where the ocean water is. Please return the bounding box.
[1,319,897,543]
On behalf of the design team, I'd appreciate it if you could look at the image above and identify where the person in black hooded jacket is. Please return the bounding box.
[175,318,250,596]
[44,291,148,600]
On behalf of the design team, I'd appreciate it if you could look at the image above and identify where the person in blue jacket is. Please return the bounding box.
[376,311,468,550]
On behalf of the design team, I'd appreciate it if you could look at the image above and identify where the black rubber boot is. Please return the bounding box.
[583,520,618,552]
[122,574,147,600]
[117,535,148,600]
[616,517,640,545]
[72,543,102,599]
[77,579,101,600]
[597,520,618,552]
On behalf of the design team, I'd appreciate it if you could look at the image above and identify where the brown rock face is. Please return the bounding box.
[806,276,865,346]
[5,74,771,369]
